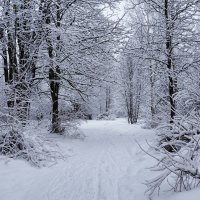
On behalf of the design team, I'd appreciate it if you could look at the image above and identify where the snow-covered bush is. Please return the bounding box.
[0,130,25,155]
[0,114,63,167]
[142,120,159,129]
[62,120,85,140]
[96,112,116,120]
[64,126,85,140]
[143,123,200,197]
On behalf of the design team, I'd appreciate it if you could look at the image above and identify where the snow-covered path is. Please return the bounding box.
[0,119,155,200]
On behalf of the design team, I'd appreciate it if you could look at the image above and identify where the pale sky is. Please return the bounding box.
[103,1,126,21]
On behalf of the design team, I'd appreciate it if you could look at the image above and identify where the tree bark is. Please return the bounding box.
[106,86,111,112]
[45,0,62,133]
[165,0,176,124]
[3,45,9,83]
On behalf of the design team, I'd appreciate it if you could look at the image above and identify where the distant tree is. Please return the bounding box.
[119,47,143,124]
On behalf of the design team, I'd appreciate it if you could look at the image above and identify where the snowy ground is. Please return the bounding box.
[0,118,200,200]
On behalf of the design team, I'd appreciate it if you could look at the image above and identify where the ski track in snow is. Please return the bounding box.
[0,119,156,200]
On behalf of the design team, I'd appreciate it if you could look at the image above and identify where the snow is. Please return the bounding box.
[0,118,200,200]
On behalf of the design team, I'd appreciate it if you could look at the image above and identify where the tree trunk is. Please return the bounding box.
[126,57,138,124]
[3,45,9,83]
[150,64,155,119]
[45,0,62,133]
[106,86,111,112]
[49,67,60,133]
[165,0,176,124]
[7,28,18,109]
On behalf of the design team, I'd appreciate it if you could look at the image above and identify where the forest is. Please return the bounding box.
[0,0,200,200]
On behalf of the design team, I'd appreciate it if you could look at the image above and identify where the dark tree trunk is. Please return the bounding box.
[1,1,18,109]
[165,0,176,124]
[45,0,62,133]
[7,32,18,83]
[150,66,156,120]
[3,45,9,83]
[7,30,18,108]
[49,66,61,133]
[126,57,138,124]
[106,87,111,112]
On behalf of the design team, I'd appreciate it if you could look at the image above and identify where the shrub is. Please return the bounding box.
[141,124,200,198]
[96,112,116,120]
[0,113,63,167]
